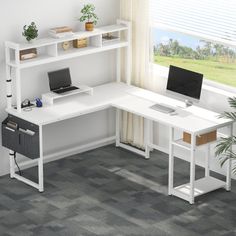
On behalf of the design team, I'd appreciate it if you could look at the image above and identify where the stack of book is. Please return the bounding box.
[20,48,37,61]
[49,26,74,39]
[102,33,120,45]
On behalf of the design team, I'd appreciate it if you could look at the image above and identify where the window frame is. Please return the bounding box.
[151,23,236,95]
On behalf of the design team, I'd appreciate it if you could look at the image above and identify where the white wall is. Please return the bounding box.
[0,0,119,176]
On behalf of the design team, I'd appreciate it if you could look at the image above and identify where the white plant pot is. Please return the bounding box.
[27,38,36,44]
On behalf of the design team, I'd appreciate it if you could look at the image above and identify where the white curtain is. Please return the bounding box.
[120,0,157,149]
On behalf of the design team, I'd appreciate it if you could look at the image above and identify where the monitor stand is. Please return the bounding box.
[185,100,193,107]
[177,100,193,109]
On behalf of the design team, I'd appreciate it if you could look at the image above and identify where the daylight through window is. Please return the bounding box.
[151,0,236,88]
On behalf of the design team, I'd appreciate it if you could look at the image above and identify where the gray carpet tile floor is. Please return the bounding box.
[0,145,235,236]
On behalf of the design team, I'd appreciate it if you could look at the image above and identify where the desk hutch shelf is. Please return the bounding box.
[4,19,131,193]
[5,20,131,112]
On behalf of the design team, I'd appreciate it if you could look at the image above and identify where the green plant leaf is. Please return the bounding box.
[218,150,236,167]
[215,136,236,156]
[219,112,236,120]
[215,96,236,176]
[79,4,98,24]
[228,97,236,109]
[22,22,38,41]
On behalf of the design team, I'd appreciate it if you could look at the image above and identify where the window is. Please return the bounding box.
[151,0,236,88]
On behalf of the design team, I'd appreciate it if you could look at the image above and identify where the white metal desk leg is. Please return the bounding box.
[116,48,121,83]
[144,119,151,159]
[116,109,121,147]
[149,121,154,152]
[190,134,196,204]
[38,125,44,192]
[168,127,174,195]
[226,124,233,191]
[9,150,15,179]
[205,144,210,177]
[15,68,22,113]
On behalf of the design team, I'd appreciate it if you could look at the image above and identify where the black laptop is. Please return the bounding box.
[48,68,79,94]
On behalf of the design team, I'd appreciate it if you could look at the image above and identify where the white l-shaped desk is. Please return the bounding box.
[6,82,234,204]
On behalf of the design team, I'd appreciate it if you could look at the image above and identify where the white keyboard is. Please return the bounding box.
[150,104,175,114]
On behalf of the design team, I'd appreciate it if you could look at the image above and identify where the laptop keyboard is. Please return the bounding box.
[54,86,79,94]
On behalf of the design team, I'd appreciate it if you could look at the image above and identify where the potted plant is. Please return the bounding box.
[79,4,98,31]
[22,22,38,43]
[215,97,236,174]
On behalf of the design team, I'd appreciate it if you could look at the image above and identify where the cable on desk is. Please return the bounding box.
[13,152,22,176]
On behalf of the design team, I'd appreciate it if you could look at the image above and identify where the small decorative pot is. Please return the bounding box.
[27,38,36,44]
[85,22,94,31]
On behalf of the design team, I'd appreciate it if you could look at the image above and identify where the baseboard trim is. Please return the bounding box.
[1,137,235,180]
[5,136,116,174]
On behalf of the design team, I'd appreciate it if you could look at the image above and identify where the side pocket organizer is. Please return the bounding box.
[1,115,40,159]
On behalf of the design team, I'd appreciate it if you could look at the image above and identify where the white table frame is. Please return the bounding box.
[7,83,234,204]
[9,125,44,192]
[113,91,234,204]
[167,125,233,204]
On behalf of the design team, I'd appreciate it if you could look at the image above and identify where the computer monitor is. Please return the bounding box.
[48,68,72,91]
[166,65,203,106]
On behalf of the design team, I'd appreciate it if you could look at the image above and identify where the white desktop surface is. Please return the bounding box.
[6,82,131,125]
[6,82,232,134]
[112,87,232,135]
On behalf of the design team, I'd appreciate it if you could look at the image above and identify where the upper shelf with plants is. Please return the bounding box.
[5,23,130,69]
[5,4,130,69]
[7,24,129,51]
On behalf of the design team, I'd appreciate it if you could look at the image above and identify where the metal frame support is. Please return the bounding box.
[6,65,12,109]
[8,126,44,192]
[168,127,174,195]
[38,125,44,192]
[9,150,15,179]
[116,109,121,147]
[205,144,210,177]
[144,119,152,159]
[189,133,196,204]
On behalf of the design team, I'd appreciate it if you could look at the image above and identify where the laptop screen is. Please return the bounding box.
[48,68,72,91]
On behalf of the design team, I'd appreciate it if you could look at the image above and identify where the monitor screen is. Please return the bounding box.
[167,65,203,100]
[48,68,72,91]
